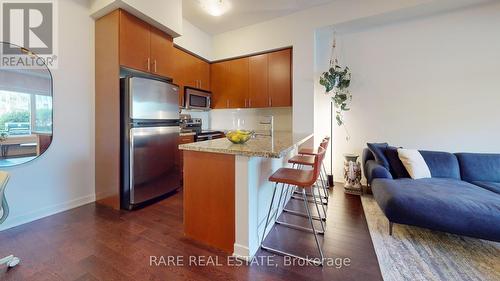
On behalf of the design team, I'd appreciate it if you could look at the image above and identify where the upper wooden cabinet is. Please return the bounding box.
[248,54,269,108]
[119,11,151,72]
[150,26,175,78]
[211,59,248,109]
[119,10,175,78]
[210,61,230,109]
[211,48,292,109]
[268,49,292,107]
[228,58,248,109]
[172,48,210,106]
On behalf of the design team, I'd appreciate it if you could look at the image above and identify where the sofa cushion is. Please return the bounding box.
[372,178,500,242]
[456,153,500,183]
[365,160,393,184]
[367,143,390,168]
[471,181,500,194]
[420,150,461,180]
[398,149,431,179]
[384,146,410,179]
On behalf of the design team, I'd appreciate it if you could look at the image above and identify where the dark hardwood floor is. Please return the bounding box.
[0,185,382,281]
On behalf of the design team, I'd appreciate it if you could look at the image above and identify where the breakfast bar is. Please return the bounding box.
[179,132,313,259]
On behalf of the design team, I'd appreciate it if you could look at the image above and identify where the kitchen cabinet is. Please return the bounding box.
[211,58,248,109]
[178,134,195,181]
[248,54,269,108]
[150,26,175,78]
[268,49,292,107]
[210,48,292,109]
[119,11,150,72]
[228,57,248,108]
[119,10,175,78]
[172,48,210,107]
[210,61,230,109]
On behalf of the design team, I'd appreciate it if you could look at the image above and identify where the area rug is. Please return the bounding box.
[361,195,500,281]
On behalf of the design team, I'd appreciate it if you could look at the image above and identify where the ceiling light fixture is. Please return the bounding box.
[199,0,231,17]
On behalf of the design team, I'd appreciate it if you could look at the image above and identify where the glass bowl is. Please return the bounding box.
[226,130,254,144]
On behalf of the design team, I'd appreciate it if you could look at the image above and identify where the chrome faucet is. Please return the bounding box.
[256,115,274,137]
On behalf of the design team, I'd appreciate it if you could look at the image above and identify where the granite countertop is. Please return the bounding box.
[179,131,313,158]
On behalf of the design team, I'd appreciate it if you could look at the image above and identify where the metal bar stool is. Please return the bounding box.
[261,147,327,266]
[291,137,330,202]
[299,136,331,187]
[285,138,330,221]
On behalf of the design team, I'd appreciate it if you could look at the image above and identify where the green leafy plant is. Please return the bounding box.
[319,65,352,126]
[0,132,8,142]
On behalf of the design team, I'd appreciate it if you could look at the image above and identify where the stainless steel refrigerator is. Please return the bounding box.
[120,76,180,210]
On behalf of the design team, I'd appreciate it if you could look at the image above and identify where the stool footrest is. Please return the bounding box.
[283,208,326,221]
[275,220,325,235]
[293,190,328,200]
[291,195,328,205]
[261,245,323,266]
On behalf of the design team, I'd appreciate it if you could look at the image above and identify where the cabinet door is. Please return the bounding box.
[150,27,174,78]
[228,57,248,108]
[198,59,210,91]
[210,61,230,109]
[248,54,269,108]
[119,11,150,72]
[178,135,195,181]
[268,49,292,107]
[172,48,189,106]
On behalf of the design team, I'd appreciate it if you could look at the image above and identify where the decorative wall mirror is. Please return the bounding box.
[0,42,53,167]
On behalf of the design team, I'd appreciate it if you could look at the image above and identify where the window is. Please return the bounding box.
[0,90,52,135]
[34,95,53,133]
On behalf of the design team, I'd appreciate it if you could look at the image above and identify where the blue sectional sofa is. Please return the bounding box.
[362,147,500,242]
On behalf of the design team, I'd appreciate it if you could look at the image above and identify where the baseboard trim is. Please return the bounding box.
[233,244,251,261]
[0,194,96,231]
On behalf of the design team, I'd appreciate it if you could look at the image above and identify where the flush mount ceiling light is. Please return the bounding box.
[199,0,231,17]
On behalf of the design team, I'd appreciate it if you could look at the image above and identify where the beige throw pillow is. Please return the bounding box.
[397,149,431,179]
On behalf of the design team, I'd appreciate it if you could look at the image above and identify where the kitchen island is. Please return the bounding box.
[179,132,313,259]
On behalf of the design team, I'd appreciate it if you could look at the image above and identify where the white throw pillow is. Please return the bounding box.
[397,149,431,179]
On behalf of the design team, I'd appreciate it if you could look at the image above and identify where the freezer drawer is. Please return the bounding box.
[129,126,180,205]
[129,77,179,120]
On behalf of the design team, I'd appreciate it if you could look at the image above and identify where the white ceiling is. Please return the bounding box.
[182,0,336,35]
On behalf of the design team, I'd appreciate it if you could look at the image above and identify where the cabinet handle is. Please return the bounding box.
[249,99,251,107]
[226,99,229,108]
[147,58,150,72]
[268,97,272,107]
[154,59,157,73]
[244,99,247,108]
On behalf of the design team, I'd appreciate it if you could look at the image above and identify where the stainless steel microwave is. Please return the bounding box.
[184,87,211,110]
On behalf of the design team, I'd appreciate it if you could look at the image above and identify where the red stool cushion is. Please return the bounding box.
[288,155,315,166]
[269,168,313,187]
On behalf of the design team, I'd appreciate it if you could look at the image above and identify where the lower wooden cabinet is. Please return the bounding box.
[179,134,195,181]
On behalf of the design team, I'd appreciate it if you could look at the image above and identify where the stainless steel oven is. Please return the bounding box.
[184,87,211,110]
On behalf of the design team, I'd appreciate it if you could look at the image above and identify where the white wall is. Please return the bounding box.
[211,0,444,136]
[90,0,183,37]
[1,0,95,231]
[316,2,500,182]
[174,19,213,60]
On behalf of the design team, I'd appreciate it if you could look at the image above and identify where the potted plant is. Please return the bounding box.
[318,35,358,191]
[319,64,352,130]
